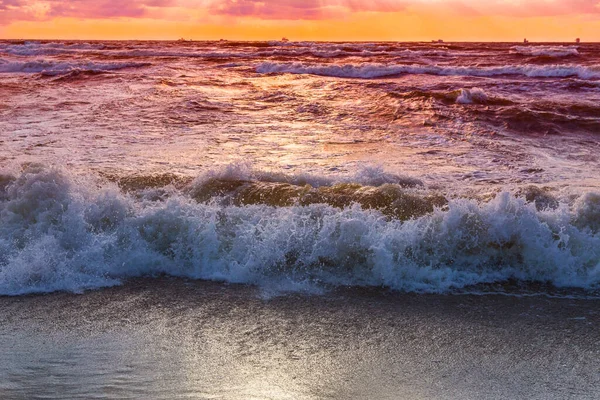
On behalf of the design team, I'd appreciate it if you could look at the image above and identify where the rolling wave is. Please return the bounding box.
[0,59,150,75]
[0,166,599,296]
[390,87,512,105]
[0,41,475,60]
[511,45,579,57]
[256,62,600,79]
[0,41,106,56]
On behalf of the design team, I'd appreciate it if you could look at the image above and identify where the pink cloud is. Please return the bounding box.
[210,0,333,20]
[210,0,600,20]
[341,0,409,12]
[0,0,37,23]
[1,0,600,24]
[210,0,410,20]
[51,0,178,18]
[444,0,600,17]
[0,0,24,10]
[0,0,177,23]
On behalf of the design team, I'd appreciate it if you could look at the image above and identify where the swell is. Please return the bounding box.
[389,87,600,135]
[1,166,599,296]
[472,103,600,135]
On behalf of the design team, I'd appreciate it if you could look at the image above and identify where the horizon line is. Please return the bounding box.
[0,38,592,44]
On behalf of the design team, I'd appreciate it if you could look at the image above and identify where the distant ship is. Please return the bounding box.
[576,38,581,43]
[523,38,529,43]
[432,39,444,43]
[281,37,290,43]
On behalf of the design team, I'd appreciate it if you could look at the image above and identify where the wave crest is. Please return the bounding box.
[256,62,600,80]
[0,59,150,75]
[1,166,599,296]
[511,45,579,58]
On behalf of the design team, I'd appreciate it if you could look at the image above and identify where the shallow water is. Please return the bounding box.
[1,280,599,399]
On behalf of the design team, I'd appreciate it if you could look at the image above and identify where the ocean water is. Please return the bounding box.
[2,39,600,400]
[1,40,600,297]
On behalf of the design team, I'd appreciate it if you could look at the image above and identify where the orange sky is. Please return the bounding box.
[1,1,599,41]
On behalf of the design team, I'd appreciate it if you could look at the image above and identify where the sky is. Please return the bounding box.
[0,0,599,41]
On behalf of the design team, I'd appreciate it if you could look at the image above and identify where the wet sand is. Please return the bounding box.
[1,279,599,399]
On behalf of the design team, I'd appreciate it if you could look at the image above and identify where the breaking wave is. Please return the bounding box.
[0,41,106,56]
[256,62,600,80]
[0,59,150,75]
[0,42,455,60]
[0,40,480,62]
[389,88,513,106]
[511,45,579,57]
[1,165,599,296]
[455,88,489,104]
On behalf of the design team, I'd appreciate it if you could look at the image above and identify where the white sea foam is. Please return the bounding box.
[0,47,453,60]
[0,59,150,75]
[108,48,455,60]
[259,48,453,58]
[256,62,600,80]
[0,166,599,296]
[511,45,579,57]
[118,50,241,58]
[0,42,105,56]
[268,40,317,47]
[259,43,457,58]
[456,88,488,104]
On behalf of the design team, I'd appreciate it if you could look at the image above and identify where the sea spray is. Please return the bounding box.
[1,166,599,296]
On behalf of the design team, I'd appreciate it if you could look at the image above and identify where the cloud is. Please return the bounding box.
[210,0,333,20]
[209,0,410,20]
[1,0,600,25]
[48,1,145,18]
[0,0,409,23]
[0,0,179,23]
[0,0,38,23]
[209,0,600,20]
[444,0,600,18]
[0,0,25,10]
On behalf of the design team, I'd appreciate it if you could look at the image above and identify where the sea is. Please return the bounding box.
[1,40,599,399]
